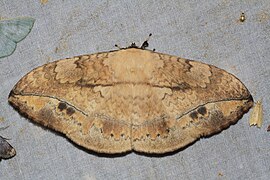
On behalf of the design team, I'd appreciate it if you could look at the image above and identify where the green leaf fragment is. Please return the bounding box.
[0,17,35,58]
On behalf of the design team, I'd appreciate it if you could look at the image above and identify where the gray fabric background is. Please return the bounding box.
[0,0,269,179]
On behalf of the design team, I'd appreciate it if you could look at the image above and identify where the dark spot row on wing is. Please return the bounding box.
[189,106,208,120]
[58,102,75,116]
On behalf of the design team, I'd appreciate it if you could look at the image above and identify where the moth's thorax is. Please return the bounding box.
[104,48,164,82]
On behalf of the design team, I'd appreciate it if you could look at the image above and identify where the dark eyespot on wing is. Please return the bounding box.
[189,111,198,119]
[58,102,67,111]
[66,107,75,116]
[198,106,207,115]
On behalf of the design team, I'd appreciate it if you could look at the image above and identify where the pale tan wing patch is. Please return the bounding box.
[9,48,253,154]
[249,100,263,128]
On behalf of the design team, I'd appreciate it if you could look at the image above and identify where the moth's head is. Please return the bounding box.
[115,33,155,51]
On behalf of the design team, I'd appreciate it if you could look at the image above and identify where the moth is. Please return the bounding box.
[0,17,35,58]
[9,40,253,154]
[0,135,16,159]
[249,100,263,128]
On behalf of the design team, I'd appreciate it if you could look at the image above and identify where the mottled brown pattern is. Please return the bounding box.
[9,48,253,154]
[0,135,16,159]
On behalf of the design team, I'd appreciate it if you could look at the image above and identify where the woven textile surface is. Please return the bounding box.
[0,1,269,179]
